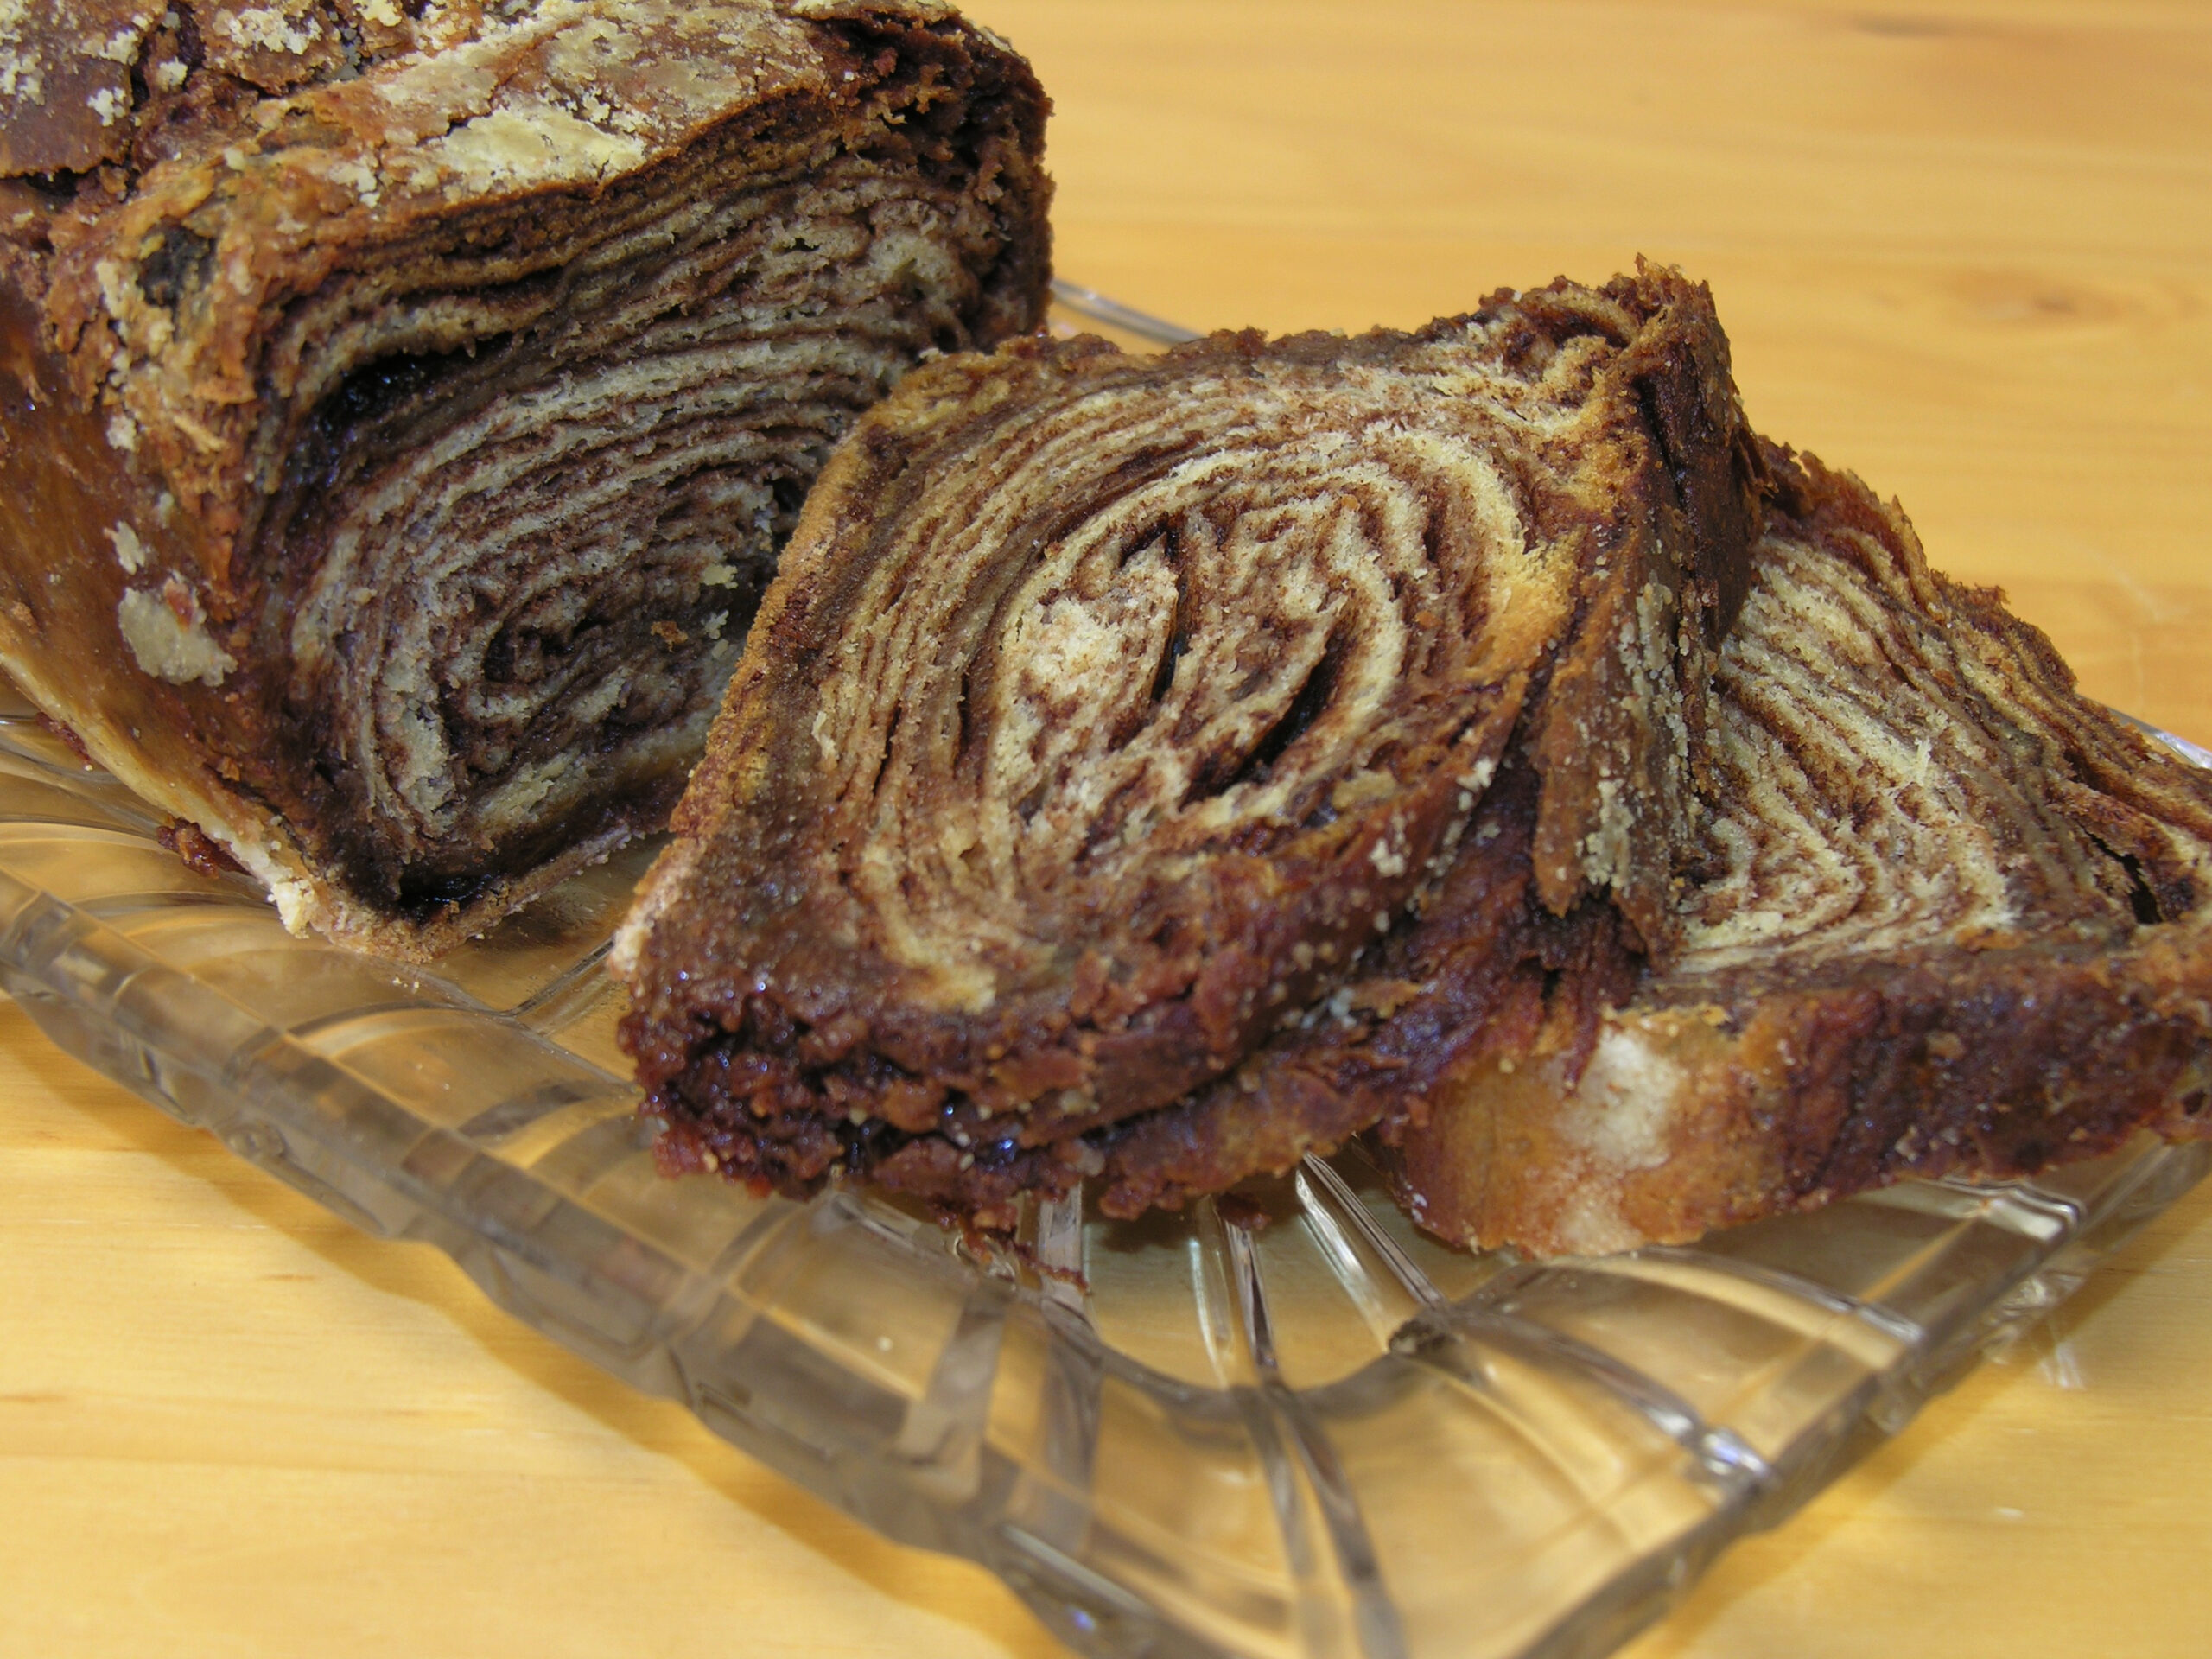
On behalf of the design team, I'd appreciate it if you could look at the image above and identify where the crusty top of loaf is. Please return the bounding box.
[1,2,980,179]
[0,1,1039,569]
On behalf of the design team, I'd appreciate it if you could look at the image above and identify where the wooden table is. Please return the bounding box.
[5,3,2209,1654]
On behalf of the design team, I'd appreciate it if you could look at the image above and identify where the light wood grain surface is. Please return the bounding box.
[5,3,2210,1655]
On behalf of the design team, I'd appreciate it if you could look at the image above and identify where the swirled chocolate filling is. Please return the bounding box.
[1389,444,2212,1255]
[617,264,1766,1226]
[0,2,1051,956]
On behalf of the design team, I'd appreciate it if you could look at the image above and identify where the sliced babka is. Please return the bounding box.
[613,265,1766,1227]
[1388,443,2212,1254]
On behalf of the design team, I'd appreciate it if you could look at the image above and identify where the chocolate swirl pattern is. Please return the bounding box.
[1393,446,2212,1255]
[0,2,1051,956]
[277,147,1030,917]
[617,267,1765,1226]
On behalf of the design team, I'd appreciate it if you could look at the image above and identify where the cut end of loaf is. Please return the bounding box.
[0,1,1052,953]
[615,265,1764,1224]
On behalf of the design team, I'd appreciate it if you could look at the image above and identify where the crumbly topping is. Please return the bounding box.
[215,5,321,56]
[18,0,907,566]
[0,0,164,174]
[117,575,237,684]
[423,97,648,190]
[104,518,148,571]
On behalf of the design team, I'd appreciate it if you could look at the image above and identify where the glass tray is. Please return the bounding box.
[4,296,2209,1659]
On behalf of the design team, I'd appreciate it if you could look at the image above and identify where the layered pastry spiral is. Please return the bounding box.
[0,1,1050,955]
[276,136,1037,918]
[1393,446,2212,1255]
[616,267,1766,1226]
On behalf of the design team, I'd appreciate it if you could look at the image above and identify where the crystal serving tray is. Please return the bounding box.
[4,289,2209,1659]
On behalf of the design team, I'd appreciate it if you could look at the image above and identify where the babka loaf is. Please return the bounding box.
[613,265,1767,1228]
[1389,444,2212,1255]
[0,0,1050,957]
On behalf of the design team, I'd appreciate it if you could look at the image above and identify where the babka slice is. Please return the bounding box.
[1389,444,2212,1255]
[613,265,1767,1227]
[0,0,1051,957]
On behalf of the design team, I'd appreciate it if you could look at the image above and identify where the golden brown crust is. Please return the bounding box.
[0,1,1052,956]
[1389,446,2212,1255]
